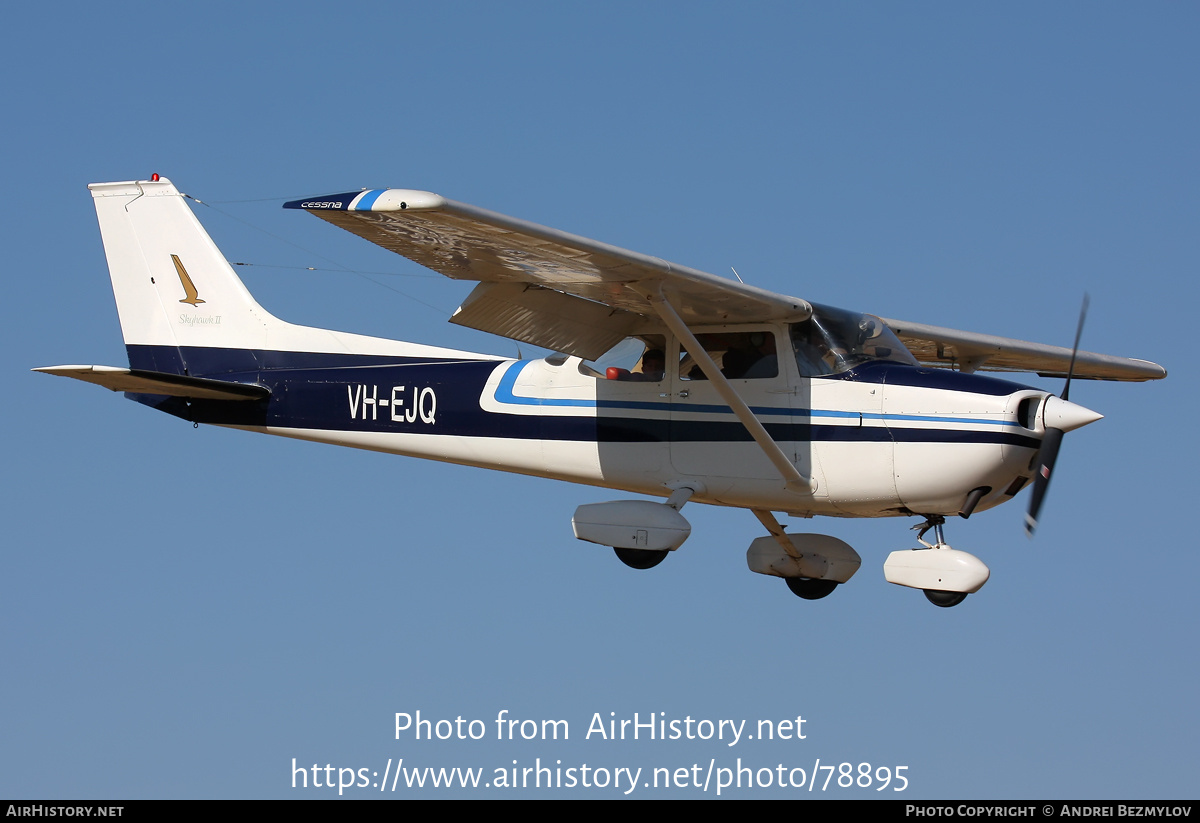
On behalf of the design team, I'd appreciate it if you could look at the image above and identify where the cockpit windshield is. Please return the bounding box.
[790,304,918,377]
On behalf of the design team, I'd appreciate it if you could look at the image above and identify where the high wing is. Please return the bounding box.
[284,190,810,360]
[285,190,1166,381]
[881,317,1165,381]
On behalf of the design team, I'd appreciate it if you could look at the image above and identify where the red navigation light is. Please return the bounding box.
[151,173,159,182]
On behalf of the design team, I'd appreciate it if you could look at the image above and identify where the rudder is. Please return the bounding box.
[86,175,491,379]
[90,177,279,374]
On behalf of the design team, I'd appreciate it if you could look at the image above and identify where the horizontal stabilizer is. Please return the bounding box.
[34,366,269,401]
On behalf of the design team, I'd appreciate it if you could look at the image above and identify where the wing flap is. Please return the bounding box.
[449,282,641,360]
[882,318,1166,381]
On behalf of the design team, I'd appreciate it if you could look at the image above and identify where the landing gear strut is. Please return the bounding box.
[914,515,947,549]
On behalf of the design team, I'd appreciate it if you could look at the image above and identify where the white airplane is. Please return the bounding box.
[38,176,1166,607]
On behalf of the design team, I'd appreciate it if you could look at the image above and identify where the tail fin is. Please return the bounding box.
[89,176,472,378]
[90,177,281,372]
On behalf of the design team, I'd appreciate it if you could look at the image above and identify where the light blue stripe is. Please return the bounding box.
[868,412,1015,427]
[494,361,594,407]
[354,190,385,211]
[491,361,1021,427]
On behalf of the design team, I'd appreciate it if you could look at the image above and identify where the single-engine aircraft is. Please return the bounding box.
[38,176,1166,607]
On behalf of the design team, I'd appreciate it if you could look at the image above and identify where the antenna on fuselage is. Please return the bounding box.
[730,267,745,284]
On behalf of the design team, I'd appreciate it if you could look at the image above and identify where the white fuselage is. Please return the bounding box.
[243,323,1045,520]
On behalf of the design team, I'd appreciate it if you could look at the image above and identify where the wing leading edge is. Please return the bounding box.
[882,317,1166,382]
[284,190,810,359]
[285,189,1166,381]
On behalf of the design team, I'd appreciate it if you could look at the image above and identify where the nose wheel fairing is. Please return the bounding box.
[882,517,990,605]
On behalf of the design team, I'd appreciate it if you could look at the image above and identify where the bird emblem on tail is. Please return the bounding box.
[171,254,205,306]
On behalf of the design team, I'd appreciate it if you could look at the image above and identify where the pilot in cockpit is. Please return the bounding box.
[637,348,666,382]
[791,320,832,377]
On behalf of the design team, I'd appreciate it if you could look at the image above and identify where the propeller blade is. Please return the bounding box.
[1061,294,1089,403]
[1024,426,1063,537]
[1026,294,1090,538]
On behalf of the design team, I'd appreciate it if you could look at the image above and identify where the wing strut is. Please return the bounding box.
[641,286,817,493]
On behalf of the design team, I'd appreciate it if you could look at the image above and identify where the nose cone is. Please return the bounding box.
[1042,395,1103,433]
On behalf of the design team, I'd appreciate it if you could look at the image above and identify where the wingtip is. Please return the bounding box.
[283,189,446,213]
[282,191,366,211]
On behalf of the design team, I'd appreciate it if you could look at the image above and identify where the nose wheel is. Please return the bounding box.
[924,589,968,608]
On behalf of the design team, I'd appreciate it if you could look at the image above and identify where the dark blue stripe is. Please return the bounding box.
[282,192,367,211]
[125,344,487,376]
[121,345,1039,449]
[827,361,1034,396]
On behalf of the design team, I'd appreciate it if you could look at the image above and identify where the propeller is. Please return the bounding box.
[1024,295,1102,537]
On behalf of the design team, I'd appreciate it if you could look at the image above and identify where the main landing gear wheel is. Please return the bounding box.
[614,547,669,570]
[924,589,968,608]
[786,577,839,600]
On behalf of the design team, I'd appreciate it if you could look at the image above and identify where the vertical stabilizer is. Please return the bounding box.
[89,178,279,361]
[86,176,489,378]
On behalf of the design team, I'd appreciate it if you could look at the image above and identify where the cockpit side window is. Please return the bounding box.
[586,334,667,382]
[791,321,833,377]
[678,331,779,381]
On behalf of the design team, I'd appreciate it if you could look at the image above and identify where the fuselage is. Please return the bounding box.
[127,320,1047,520]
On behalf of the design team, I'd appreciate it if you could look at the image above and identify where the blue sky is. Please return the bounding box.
[3,2,1196,798]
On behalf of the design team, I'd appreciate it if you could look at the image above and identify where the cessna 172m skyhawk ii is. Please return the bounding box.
[38,176,1166,607]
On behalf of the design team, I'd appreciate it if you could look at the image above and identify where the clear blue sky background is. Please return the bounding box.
[3,2,1195,799]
